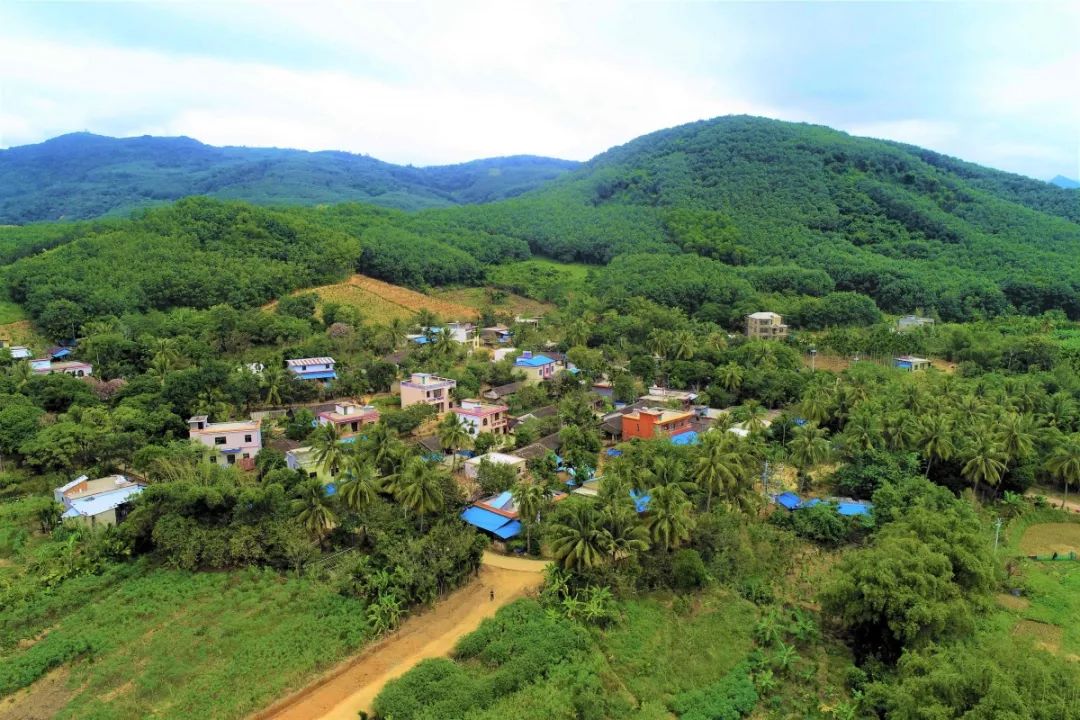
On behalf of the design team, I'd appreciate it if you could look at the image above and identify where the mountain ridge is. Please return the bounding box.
[0,132,580,223]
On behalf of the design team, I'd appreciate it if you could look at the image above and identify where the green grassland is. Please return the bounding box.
[1,564,369,720]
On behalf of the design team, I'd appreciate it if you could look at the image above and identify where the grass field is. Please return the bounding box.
[1019,522,1080,555]
[270,274,479,324]
[431,286,554,320]
[0,299,26,325]
[0,567,370,720]
[486,259,591,301]
[599,590,756,704]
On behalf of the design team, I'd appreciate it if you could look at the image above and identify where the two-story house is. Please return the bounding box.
[286,357,337,382]
[453,399,510,437]
[317,402,380,439]
[400,372,457,414]
[514,351,557,383]
[745,312,789,341]
[621,407,695,440]
[188,416,262,468]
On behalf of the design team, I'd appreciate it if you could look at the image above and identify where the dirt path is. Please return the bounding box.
[1025,489,1080,514]
[252,553,547,720]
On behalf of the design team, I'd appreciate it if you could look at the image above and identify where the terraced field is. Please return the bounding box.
[270,275,479,324]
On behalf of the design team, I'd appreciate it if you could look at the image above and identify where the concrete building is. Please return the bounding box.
[316,402,380,439]
[286,357,337,382]
[894,356,931,372]
[400,372,457,414]
[29,359,93,377]
[285,446,334,483]
[188,416,262,468]
[621,407,695,440]
[463,452,527,480]
[896,315,935,332]
[453,399,510,437]
[745,312,789,341]
[514,351,557,383]
[54,474,145,527]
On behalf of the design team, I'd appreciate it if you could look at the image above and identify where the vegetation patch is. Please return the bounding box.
[271,274,479,324]
[1012,619,1064,654]
[1019,522,1080,556]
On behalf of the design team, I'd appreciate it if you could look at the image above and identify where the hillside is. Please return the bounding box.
[1051,175,1080,190]
[428,116,1080,320]
[0,133,580,222]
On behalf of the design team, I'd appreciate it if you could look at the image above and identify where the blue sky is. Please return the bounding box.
[1,2,1077,179]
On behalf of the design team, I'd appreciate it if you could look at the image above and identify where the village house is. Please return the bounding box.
[460,487,567,541]
[400,372,457,414]
[453,399,510,437]
[894,355,931,371]
[54,474,145,527]
[29,359,93,377]
[409,323,480,349]
[463,451,527,480]
[480,325,513,345]
[316,401,379,439]
[514,351,557,383]
[896,315,935,332]
[483,380,525,402]
[639,385,698,407]
[621,407,695,440]
[745,311,789,340]
[286,357,337,382]
[285,446,334,483]
[6,345,32,360]
[188,415,262,468]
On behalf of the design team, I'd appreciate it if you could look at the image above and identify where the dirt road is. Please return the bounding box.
[252,552,547,720]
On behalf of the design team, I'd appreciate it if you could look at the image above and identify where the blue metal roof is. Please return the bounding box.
[489,491,513,510]
[776,492,801,510]
[461,506,515,534]
[671,430,699,446]
[63,485,144,518]
[296,371,337,380]
[630,490,651,513]
[515,354,555,367]
[606,449,623,457]
[837,501,872,516]
[492,520,522,539]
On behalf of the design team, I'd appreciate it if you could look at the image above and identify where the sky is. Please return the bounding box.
[1,1,1078,180]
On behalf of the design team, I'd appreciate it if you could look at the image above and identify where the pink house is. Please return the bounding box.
[317,402,380,439]
[400,372,457,415]
[453,399,510,437]
[188,416,262,469]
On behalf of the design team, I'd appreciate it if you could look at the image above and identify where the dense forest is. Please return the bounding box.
[0,132,580,222]
[2,114,1080,719]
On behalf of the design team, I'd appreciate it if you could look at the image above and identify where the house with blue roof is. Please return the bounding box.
[54,474,145,528]
[286,357,337,382]
[461,487,568,542]
[514,351,557,383]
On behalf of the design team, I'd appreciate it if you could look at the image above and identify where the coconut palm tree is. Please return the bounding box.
[291,480,337,544]
[672,330,696,360]
[740,400,769,435]
[261,365,287,407]
[998,412,1037,467]
[386,317,409,348]
[718,362,745,393]
[548,500,607,571]
[789,423,831,490]
[564,319,590,348]
[918,414,955,477]
[365,422,404,476]
[433,328,456,359]
[799,386,832,426]
[1045,434,1080,509]
[511,481,549,553]
[882,411,919,452]
[842,411,882,454]
[388,456,444,531]
[644,484,694,551]
[646,328,672,360]
[437,412,472,470]
[643,456,695,494]
[693,432,747,512]
[960,432,1008,497]
[600,504,650,562]
[310,421,345,479]
[338,454,381,513]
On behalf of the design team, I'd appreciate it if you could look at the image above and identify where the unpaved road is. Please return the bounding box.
[252,552,547,720]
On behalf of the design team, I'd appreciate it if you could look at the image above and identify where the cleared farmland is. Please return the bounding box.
[271,275,479,324]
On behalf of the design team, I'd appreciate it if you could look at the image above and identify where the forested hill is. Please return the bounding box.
[0,132,580,223]
[430,116,1080,319]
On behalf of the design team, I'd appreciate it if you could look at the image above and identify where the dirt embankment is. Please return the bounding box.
[252,553,546,720]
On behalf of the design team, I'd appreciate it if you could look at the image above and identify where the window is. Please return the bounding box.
[214,436,226,445]
[244,434,252,443]
[242,453,250,460]
[226,455,236,465]
[309,472,317,479]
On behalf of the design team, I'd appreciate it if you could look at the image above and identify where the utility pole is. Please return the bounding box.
[761,459,770,495]
[809,347,817,372]
[994,517,1004,553]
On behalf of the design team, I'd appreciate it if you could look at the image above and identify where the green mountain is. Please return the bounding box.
[427,116,1080,320]
[0,132,580,222]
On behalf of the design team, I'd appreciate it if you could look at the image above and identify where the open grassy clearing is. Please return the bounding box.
[0,567,370,720]
[1019,522,1080,556]
[599,590,756,705]
[0,320,41,348]
[0,299,26,326]
[430,286,555,320]
[269,274,478,324]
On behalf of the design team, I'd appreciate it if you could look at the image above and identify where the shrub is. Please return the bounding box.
[673,549,708,590]
[669,662,759,720]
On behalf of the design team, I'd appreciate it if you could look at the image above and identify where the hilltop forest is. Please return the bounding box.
[2,115,1080,720]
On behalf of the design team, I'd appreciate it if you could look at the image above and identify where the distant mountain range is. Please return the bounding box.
[0,133,580,223]
[1050,175,1080,190]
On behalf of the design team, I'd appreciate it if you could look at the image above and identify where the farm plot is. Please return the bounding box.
[271,275,478,324]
